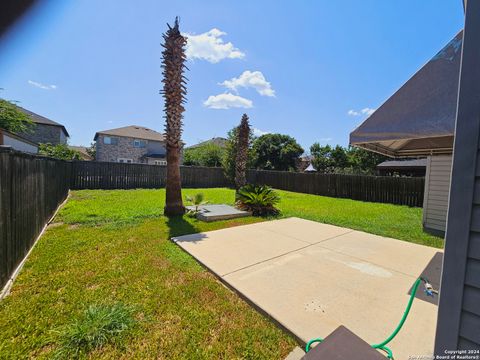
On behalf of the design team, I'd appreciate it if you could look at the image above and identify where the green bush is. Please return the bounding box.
[39,143,82,160]
[54,303,135,358]
[235,184,280,216]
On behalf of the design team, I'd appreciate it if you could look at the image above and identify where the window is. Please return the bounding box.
[133,139,147,148]
[118,158,133,163]
[104,136,118,145]
[154,160,167,165]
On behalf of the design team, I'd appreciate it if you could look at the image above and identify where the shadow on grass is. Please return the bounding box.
[165,215,202,240]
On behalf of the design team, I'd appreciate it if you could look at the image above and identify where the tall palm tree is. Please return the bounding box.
[161,17,187,216]
[235,113,250,189]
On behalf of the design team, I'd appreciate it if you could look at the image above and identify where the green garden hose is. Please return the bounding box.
[305,277,429,359]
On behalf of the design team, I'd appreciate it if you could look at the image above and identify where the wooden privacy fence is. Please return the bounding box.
[70,161,230,189]
[0,148,70,291]
[247,169,425,207]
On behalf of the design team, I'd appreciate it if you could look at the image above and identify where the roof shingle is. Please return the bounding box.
[94,125,165,142]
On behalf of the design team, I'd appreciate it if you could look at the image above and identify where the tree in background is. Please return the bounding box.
[161,17,187,216]
[347,146,387,174]
[310,143,335,172]
[183,143,225,167]
[86,142,96,159]
[39,143,82,160]
[252,133,304,171]
[222,125,255,183]
[310,143,387,174]
[0,99,34,133]
[234,114,251,189]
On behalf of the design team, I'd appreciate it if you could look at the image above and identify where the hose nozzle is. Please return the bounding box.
[420,277,438,297]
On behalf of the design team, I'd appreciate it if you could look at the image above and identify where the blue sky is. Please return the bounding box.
[0,0,464,150]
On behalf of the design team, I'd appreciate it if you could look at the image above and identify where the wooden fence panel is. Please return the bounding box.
[247,169,424,207]
[70,161,230,190]
[0,148,70,290]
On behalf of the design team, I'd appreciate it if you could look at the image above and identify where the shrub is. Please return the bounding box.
[185,193,208,217]
[235,184,280,216]
[54,303,135,358]
[39,143,82,160]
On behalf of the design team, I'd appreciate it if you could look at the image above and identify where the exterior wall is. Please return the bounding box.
[435,3,480,351]
[422,155,453,235]
[2,133,38,153]
[95,134,166,163]
[20,124,66,145]
[146,157,167,165]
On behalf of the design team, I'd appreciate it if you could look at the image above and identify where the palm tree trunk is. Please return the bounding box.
[162,17,187,216]
[164,144,184,215]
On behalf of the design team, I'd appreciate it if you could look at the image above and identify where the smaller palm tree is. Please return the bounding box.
[235,114,250,189]
[186,193,208,212]
[185,193,208,217]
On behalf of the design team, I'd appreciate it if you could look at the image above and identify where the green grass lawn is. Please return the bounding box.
[0,188,442,359]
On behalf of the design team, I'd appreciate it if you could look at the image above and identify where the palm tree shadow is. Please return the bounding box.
[165,215,202,240]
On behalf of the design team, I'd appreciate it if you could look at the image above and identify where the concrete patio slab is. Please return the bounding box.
[186,204,251,222]
[319,230,443,286]
[172,217,442,359]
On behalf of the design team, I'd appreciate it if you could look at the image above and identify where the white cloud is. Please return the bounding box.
[319,137,332,142]
[361,107,375,116]
[28,80,57,90]
[252,127,270,137]
[220,71,275,97]
[203,93,253,109]
[347,107,376,116]
[184,28,245,63]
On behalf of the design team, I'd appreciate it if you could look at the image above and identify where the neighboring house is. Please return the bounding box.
[94,125,169,165]
[304,163,317,172]
[350,31,462,236]
[18,106,69,145]
[186,137,228,149]
[0,128,38,154]
[68,146,93,161]
[296,155,313,172]
[376,158,427,177]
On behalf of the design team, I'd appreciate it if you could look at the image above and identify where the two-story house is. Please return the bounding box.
[18,106,69,145]
[94,125,169,164]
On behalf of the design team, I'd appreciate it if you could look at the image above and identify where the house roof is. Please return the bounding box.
[68,145,93,161]
[349,31,463,157]
[17,105,70,137]
[94,125,165,142]
[376,158,427,169]
[186,137,228,149]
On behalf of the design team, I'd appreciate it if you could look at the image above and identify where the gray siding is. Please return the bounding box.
[435,1,480,352]
[423,155,453,233]
[3,134,38,154]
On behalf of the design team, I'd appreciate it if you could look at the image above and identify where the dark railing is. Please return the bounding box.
[0,149,425,290]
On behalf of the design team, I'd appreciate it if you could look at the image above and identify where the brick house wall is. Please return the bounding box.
[95,134,167,163]
[20,124,67,145]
